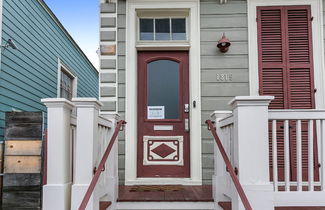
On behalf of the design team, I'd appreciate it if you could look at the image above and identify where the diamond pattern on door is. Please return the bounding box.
[151,143,176,158]
[143,136,184,166]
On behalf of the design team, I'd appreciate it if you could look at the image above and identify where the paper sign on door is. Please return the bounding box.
[147,106,165,119]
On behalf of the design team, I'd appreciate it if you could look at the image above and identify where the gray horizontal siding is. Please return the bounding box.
[0,0,98,140]
[200,0,249,184]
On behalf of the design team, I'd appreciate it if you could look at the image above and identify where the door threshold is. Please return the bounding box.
[125,178,202,186]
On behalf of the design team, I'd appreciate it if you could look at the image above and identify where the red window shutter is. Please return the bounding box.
[257,5,318,182]
[257,8,286,109]
[286,7,315,109]
[286,7,317,181]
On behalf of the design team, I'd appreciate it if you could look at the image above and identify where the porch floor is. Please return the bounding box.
[118,185,213,202]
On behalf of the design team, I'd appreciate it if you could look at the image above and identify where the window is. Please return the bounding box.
[57,61,77,100]
[139,17,186,41]
[60,69,74,100]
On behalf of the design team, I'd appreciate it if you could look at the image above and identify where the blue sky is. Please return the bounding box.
[44,0,99,69]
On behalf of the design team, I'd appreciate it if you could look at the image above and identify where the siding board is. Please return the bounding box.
[200,0,249,184]
[0,0,99,140]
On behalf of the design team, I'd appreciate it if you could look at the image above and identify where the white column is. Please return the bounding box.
[210,111,233,210]
[230,96,274,210]
[71,98,102,210]
[41,98,74,210]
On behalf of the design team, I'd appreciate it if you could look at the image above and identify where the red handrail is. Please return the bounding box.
[206,120,252,210]
[79,120,126,210]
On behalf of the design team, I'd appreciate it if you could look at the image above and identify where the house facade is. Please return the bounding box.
[0,0,99,141]
[99,0,325,186]
[39,0,325,209]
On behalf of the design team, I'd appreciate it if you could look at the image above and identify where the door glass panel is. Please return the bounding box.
[147,60,179,119]
[155,19,170,40]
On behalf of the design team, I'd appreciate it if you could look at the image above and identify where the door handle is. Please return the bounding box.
[185,118,190,132]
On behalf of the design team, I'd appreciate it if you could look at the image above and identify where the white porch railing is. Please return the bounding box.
[41,98,120,210]
[211,96,325,209]
[269,110,325,206]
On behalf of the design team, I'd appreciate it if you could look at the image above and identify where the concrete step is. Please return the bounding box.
[116,201,214,210]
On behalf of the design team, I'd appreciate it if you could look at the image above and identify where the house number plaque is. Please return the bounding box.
[216,73,233,82]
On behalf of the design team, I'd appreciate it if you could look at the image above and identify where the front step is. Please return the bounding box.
[116,201,214,210]
[218,201,325,210]
[116,185,214,210]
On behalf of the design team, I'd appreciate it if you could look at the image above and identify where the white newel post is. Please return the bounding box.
[41,98,74,210]
[71,98,102,210]
[230,96,274,210]
[211,111,233,210]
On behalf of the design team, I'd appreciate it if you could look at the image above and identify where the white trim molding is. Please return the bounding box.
[248,0,325,109]
[125,0,202,185]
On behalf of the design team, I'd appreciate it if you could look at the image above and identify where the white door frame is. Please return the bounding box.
[248,0,325,109]
[125,0,202,185]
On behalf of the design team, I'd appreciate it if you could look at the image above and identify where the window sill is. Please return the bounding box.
[136,41,190,51]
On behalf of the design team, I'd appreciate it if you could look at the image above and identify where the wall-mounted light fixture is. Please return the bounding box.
[1,39,18,50]
[217,33,231,53]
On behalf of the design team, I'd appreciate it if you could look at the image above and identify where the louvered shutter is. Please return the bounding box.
[257,7,286,181]
[286,7,315,109]
[286,7,317,181]
[257,5,318,181]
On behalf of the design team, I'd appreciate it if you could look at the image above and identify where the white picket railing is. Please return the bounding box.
[211,97,325,209]
[41,98,119,210]
[95,116,114,198]
[216,114,234,197]
[269,110,325,206]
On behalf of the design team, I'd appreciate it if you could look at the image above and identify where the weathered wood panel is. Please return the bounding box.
[5,140,42,156]
[5,124,42,140]
[5,112,43,124]
[5,112,43,140]
[3,174,41,187]
[4,156,41,174]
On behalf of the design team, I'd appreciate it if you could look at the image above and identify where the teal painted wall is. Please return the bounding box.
[0,0,99,140]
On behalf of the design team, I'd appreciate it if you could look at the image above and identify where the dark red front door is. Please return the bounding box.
[137,51,190,178]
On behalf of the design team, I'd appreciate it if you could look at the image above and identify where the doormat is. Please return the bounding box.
[129,185,183,192]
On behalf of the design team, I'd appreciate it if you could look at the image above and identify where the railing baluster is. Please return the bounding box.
[284,120,290,191]
[272,120,278,191]
[320,120,325,191]
[308,120,314,191]
[296,120,302,191]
